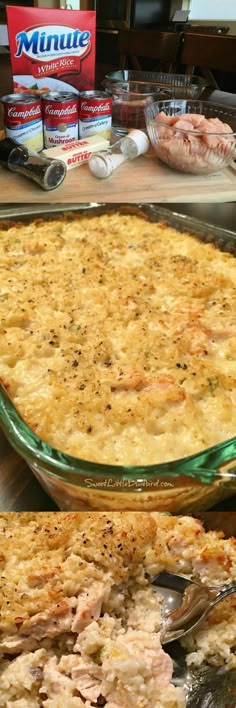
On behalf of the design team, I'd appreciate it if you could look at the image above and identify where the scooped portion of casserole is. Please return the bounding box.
[0,512,235,707]
[0,211,235,465]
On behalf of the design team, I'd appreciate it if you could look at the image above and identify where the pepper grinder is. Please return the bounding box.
[0,137,67,191]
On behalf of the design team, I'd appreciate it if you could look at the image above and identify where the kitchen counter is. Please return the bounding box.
[0,201,235,512]
[0,146,236,203]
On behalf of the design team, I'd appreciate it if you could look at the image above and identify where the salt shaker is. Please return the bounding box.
[88,151,127,179]
[88,129,150,179]
[120,129,150,159]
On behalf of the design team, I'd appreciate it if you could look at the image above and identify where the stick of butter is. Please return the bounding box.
[42,136,110,170]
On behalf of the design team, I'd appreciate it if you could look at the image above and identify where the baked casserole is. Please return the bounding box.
[0,207,235,511]
[0,210,236,464]
[0,511,235,707]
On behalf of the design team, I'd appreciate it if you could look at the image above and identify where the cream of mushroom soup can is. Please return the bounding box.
[42,92,79,148]
[1,93,43,152]
[79,91,112,140]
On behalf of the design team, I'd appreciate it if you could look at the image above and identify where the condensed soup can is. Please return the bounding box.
[79,90,112,140]
[42,92,79,148]
[1,93,43,152]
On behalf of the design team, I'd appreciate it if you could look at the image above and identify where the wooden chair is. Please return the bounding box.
[179,32,236,88]
[0,54,13,97]
[0,54,13,130]
[184,26,229,35]
[118,29,181,73]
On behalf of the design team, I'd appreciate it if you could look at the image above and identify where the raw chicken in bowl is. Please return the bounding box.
[145,99,236,174]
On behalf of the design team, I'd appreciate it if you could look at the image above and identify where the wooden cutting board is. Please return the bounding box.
[0,149,236,203]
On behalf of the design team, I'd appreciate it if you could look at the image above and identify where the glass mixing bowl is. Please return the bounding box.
[145,100,236,174]
[103,79,171,136]
[0,204,235,513]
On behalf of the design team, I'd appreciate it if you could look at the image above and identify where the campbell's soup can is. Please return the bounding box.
[42,92,79,148]
[79,91,112,140]
[1,93,43,152]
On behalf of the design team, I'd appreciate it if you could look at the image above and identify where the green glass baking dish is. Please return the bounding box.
[0,203,235,512]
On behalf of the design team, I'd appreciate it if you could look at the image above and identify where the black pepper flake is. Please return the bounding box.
[106,404,112,410]
[82,267,86,274]
[104,359,113,367]
[97,696,106,707]
[79,383,85,390]
[87,426,93,433]
[72,360,79,367]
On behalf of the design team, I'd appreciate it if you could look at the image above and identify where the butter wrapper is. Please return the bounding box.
[42,136,110,170]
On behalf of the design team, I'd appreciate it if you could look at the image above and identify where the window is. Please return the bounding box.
[189,0,236,21]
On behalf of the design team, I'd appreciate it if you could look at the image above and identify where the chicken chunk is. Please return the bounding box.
[154,111,236,173]
[72,581,110,632]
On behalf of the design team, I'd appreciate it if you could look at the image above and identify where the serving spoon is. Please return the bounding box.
[152,571,236,645]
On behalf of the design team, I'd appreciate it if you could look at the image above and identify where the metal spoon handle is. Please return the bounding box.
[212,582,236,605]
[161,580,236,642]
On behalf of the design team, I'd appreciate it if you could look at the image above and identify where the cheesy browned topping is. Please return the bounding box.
[0,512,235,708]
[0,211,235,464]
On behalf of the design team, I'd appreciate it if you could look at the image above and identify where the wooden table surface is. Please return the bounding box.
[0,147,236,204]
[0,202,236,513]
[0,430,56,511]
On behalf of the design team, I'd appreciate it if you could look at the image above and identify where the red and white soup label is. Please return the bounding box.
[42,98,79,147]
[3,100,43,152]
[79,96,112,139]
